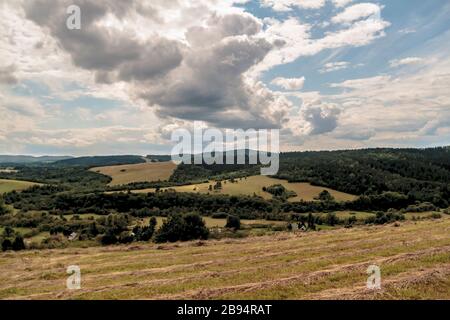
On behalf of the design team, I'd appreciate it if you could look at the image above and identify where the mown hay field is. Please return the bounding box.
[90,162,177,186]
[0,179,39,194]
[1,218,449,300]
[132,175,357,202]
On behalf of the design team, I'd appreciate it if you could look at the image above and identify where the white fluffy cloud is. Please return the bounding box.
[332,0,354,8]
[320,61,350,73]
[390,57,424,68]
[271,77,305,90]
[261,0,326,12]
[332,3,382,24]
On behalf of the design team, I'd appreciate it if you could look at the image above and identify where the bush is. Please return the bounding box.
[364,211,405,225]
[101,230,118,245]
[118,231,134,244]
[430,213,442,219]
[12,236,26,251]
[265,184,297,200]
[154,213,209,243]
[1,239,12,251]
[405,202,437,213]
[133,217,157,241]
[0,198,9,216]
[325,213,339,226]
[316,190,335,202]
[225,215,241,230]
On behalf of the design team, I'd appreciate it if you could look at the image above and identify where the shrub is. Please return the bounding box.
[154,213,209,243]
[316,190,335,202]
[118,231,134,244]
[430,213,442,219]
[101,230,118,245]
[405,202,437,213]
[265,184,297,200]
[364,211,405,225]
[12,236,26,251]
[1,239,12,251]
[225,215,241,230]
[133,217,157,241]
[0,198,9,216]
[325,213,339,226]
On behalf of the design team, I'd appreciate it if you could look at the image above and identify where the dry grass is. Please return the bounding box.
[132,175,356,202]
[1,218,449,300]
[0,179,39,194]
[90,162,177,186]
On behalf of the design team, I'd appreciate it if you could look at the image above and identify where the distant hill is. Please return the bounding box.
[0,155,72,164]
[54,155,146,167]
[145,155,173,162]
[170,146,450,207]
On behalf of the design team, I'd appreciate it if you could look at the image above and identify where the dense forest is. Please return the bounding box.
[169,147,450,207]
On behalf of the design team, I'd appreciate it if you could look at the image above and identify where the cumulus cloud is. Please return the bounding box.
[0,65,18,85]
[332,3,382,24]
[261,0,326,12]
[320,61,350,73]
[331,0,354,8]
[325,56,450,144]
[271,77,305,90]
[301,101,341,135]
[16,0,391,134]
[252,10,389,76]
[23,0,183,82]
[389,57,424,68]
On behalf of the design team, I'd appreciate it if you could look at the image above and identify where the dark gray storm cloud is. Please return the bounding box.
[24,0,182,78]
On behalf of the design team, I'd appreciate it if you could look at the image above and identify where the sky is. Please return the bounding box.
[0,0,449,156]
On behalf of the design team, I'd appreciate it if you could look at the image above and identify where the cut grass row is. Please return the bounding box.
[0,218,448,299]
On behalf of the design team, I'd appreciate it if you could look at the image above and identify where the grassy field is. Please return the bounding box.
[132,175,357,202]
[90,162,177,186]
[0,179,39,194]
[0,218,449,300]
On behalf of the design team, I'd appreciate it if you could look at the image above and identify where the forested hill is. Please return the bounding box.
[0,155,72,164]
[54,155,146,167]
[171,147,450,207]
[276,147,450,189]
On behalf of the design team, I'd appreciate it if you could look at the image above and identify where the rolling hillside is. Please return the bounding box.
[133,175,357,202]
[0,179,40,194]
[1,218,448,299]
[55,155,146,167]
[0,155,72,164]
[91,162,177,186]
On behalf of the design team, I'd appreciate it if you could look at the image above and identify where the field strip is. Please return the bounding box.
[5,243,449,300]
[3,220,440,273]
[1,225,446,285]
[302,263,450,300]
[149,246,450,299]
